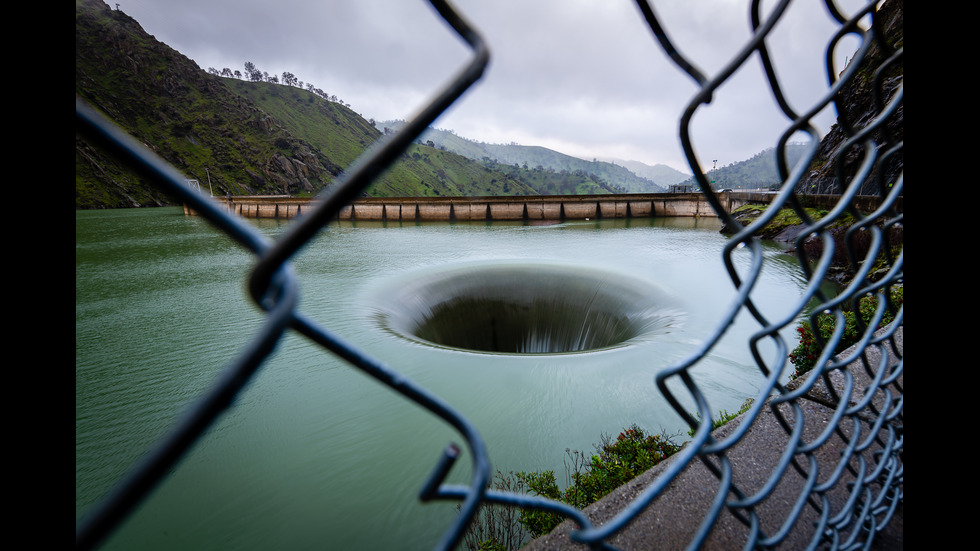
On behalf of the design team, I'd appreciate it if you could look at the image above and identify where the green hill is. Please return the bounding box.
[381,121,679,193]
[603,158,690,188]
[75,0,537,208]
[674,145,810,191]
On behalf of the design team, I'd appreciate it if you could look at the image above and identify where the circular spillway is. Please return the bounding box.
[371,262,683,355]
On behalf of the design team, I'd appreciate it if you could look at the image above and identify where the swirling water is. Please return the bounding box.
[76,207,820,550]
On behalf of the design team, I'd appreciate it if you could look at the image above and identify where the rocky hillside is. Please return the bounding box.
[76,0,333,207]
[796,0,903,194]
[75,0,538,208]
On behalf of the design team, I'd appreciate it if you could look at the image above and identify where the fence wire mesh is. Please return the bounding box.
[76,0,902,550]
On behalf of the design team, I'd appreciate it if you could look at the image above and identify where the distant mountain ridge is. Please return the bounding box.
[601,158,691,189]
[380,121,689,193]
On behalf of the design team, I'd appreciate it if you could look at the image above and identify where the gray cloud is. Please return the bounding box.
[114,0,870,173]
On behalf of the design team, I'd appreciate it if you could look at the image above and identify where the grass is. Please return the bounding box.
[687,400,754,437]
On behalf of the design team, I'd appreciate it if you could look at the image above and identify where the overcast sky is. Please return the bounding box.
[110,0,870,174]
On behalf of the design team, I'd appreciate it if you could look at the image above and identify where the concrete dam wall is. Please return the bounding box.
[201,193,769,221]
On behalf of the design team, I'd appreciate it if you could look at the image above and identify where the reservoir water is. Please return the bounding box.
[76,206,817,550]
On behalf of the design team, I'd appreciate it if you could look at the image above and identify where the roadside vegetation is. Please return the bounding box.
[687,400,754,437]
[789,286,903,380]
[459,425,682,550]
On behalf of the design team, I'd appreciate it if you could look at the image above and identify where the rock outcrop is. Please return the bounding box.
[796,0,903,195]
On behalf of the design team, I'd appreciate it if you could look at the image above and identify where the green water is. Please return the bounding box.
[76,207,815,550]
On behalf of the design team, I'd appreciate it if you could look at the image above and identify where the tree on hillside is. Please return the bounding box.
[244,61,262,82]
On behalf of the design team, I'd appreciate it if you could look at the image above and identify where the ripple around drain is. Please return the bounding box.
[370,262,683,355]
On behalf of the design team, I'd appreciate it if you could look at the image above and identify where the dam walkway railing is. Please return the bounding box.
[76,0,902,549]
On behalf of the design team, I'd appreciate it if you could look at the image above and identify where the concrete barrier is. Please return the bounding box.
[418,203,453,220]
[384,203,405,220]
[629,200,653,217]
[451,202,488,221]
[352,203,385,220]
[203,192,899,222]
[599,200,629,218]
[562,201,597,219]
[525,201,562,220]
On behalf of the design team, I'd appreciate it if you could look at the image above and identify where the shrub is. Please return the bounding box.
[512,471,563,538]
[457,470,533,551]
[788,286,903,379]
[514,425,681,538]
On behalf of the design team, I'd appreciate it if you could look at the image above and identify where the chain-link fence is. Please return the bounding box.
[76,0,902,549]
